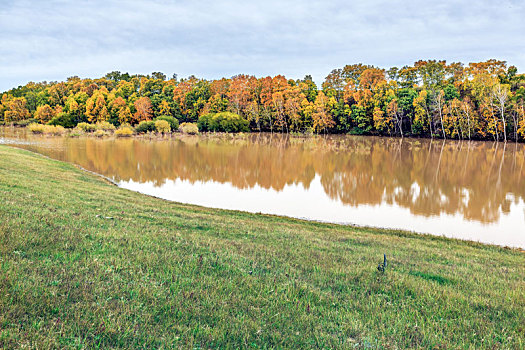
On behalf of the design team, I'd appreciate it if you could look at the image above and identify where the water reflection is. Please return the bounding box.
[1,127,524,248]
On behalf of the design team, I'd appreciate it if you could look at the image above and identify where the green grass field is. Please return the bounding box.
[0,145,523,349]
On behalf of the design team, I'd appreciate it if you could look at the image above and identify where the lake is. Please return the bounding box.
[1,127,524,248]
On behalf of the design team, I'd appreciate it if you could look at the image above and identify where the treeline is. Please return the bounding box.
[1,59,524,141]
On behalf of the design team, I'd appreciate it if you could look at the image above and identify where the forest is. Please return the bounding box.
[1,59,524,141]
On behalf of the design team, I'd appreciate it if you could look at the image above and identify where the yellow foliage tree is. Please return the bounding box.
[413,90,430,135]
[373,106,393,135]
[118,106,132,125]
[3,97,30,122]
[86,91,108,123]
[159,100,171,117]
[65,96,79,115]
[312,91,335,133]
[35,104,55,123]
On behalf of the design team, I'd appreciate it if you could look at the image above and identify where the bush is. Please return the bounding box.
[155,115,179,130]
[155,120,171,133]
[196,114,212,131]
[93,129,107,137]
[28,123,45,134]
[47,113,76,128]
[179,122,199,135]
[42,125,66,135]
[96,121,116,131]
[135,120,156,133]
[197,112,249,133]
[115,126,134,137]
[76,122,97,132]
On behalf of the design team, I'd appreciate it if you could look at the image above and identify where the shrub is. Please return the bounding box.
[115,126,134,137]
[155,115,179,130]
[155,120,171,133]
[197,114,213,131]
[47,112,76,128]
[28,123,45,134]
[93,129,107,137]
[42,125,66,135]
[135,120,156,133]
[77,122,97,132]
[96,121,116,131]
[197,112,249,132]
[179,122,199,135]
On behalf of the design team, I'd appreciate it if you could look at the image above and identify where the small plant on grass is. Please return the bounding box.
[377,254,387,273]
[155,120,171,134]
[179,122,199,135]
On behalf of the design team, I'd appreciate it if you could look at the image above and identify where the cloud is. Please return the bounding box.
[1,0,524,91]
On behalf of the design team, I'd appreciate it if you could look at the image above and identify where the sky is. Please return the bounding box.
[1,0,524,92]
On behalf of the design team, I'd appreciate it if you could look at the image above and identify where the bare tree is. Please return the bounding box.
[434,90,446,139]
[492,83,509,142]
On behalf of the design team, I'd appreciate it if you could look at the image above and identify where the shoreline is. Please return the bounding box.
[4,124,525,144]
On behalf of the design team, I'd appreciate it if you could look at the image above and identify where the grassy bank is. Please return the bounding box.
[0,145,523,349]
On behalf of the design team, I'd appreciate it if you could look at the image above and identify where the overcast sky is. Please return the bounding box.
[1,0,524,92]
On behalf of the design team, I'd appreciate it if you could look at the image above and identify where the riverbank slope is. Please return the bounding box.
[0,145,523,348]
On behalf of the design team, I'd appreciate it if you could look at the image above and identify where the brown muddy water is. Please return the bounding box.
[1,127,524,248]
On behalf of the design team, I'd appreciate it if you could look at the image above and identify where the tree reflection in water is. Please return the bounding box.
[3,129,525,225]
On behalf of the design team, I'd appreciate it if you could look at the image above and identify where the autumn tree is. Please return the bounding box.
[208,78,230,113]
[119,107,132,125]
[460,97,478,140]
[298,75,318,102]
[312,91,335,133]
[3,96,30,122]
[412,90,430,136]
[284,85,304,131]
[322,69,344,100]
[133,97,153,123]
[85,91,109,123]
[35,104,54,123]
[270,75,289,131]
[387,98,402,136]
[227,75,251,116]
